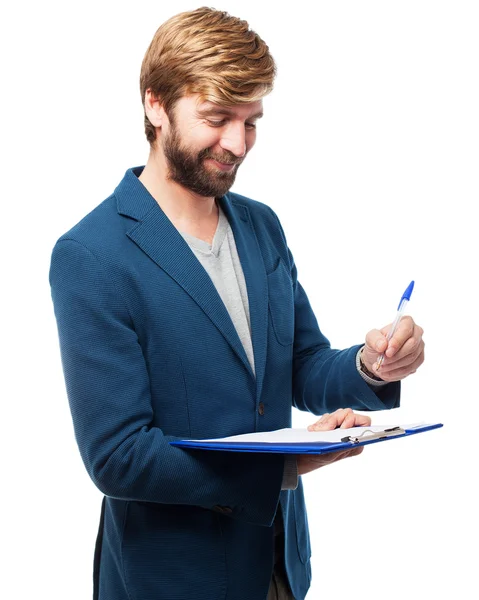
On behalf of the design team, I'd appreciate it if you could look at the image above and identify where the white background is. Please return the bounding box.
[2,1,478,599]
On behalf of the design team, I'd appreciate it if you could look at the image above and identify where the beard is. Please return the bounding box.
[162,121,244,198]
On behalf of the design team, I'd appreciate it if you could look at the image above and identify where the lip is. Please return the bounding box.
[206,158,237,172]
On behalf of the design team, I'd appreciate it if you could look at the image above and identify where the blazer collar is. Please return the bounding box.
[114,167,268,398]
[115,166,158,220]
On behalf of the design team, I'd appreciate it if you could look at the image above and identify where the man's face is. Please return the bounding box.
[160,95,263,198]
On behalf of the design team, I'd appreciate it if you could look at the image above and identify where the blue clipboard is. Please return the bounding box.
[170,423,443,454]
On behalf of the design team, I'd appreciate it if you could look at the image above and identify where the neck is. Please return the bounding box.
[138,149,218,226]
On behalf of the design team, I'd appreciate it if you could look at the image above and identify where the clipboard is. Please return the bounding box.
[170,423,443,454]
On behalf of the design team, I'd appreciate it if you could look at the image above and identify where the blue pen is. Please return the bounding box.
[376,281,415,371]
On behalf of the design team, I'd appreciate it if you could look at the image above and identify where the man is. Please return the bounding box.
[49,7,424,600]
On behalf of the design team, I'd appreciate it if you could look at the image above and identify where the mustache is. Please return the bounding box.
[199,149,243,166]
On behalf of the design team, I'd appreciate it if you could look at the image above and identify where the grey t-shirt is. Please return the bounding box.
[179,205,255,376]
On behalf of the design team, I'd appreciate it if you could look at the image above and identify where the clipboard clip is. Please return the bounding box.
[341,426,405,444]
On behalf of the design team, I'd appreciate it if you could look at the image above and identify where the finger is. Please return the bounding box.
[321,409,347,430]
[309,409,372,432]
[375,349,425,381]
[379,340,425,375]
[327,408,358,430]
[390,334,421,362]
[385,316,416,358]
[377,339,417,371]
[326,409,372,430]
[340,411,358,428]
[349,446,364,457]
[329,408,350,429]
[307,413,330,431]
[351,413,372,428]
[296,446,364,474]
[309,408,351,431]
[309,412,341,431]
[365,329,388,354]
[386,324,424,362]
[340,410,368,429]
[329,446,364,462]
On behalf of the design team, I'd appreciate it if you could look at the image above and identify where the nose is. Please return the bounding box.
[219,122,247,158]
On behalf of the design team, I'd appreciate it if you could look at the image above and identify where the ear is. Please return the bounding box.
[144,89,168,129]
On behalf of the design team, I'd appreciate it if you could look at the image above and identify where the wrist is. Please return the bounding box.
[358,347,383,382]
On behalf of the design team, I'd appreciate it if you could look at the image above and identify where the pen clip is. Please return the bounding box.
[341,426,405,444]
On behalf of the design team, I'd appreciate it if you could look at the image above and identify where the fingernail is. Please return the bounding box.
[376,340,385,351]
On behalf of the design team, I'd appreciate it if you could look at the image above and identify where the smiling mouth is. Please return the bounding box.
[206,158,239,171]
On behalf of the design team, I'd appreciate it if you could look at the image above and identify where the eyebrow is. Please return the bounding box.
[197,105,264,120]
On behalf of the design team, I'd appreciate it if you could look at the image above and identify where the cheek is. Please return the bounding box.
[189,127,222,150]
[245,131,257,153]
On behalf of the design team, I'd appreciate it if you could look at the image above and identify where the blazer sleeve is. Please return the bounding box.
[268,210,401,414]
[50,238,284,527]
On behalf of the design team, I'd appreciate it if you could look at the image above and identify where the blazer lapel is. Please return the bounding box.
[219,195,268,403]
[115,168,254,380]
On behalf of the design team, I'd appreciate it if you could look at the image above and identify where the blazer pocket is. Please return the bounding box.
[121,502,227,600]
[267,258,294,346]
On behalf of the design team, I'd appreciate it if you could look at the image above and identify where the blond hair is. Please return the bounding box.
[139,7,276,145]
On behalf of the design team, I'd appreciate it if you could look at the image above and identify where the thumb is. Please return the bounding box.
[365,329,388,354]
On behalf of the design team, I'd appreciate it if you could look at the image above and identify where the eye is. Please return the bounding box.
[205,119,257,130]
[206,119,226,127]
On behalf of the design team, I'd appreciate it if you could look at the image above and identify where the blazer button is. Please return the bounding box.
[258,402,265,416]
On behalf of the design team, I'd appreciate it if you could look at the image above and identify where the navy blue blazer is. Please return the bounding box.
[50,166,400,600]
